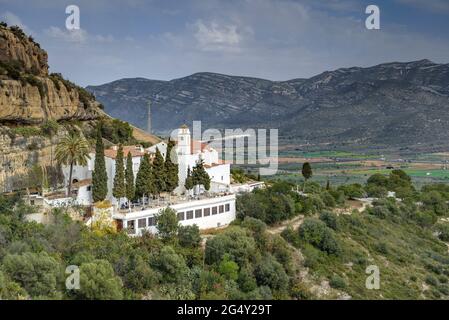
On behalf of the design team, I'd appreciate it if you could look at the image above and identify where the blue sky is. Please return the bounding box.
[1,0,449,86]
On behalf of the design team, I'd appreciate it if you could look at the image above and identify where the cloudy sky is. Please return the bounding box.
[1,0,449,86]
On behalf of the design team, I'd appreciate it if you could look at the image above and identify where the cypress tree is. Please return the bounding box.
[112,144,126,202]
[152,148,166,196]
[164,139,179,193]
[192,158,211,192]
[92,127,108,202]
[135,153,154,204]
[125,152,135,204]
[301,162,313,192]
[184,166,194,194]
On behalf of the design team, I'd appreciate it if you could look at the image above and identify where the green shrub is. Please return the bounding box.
[178,225,201,248]
[338,183,366,199]
[365,184,388,198]
[299,218,340,255]
[425,275,438,286]
[321,191,336,207]
[12,126,42,137]
[370,205,389,219]
[41,120,59,137]
[437,284,449,295]
[435,223,449,242]
[319,211,338,230]
[302,195,325,215]
[329,275,346,289]
[374,242,389,255]
[281,225,300,247]
[254,255,289,292]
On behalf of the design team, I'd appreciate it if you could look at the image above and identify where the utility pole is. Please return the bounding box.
[147,100,152,134]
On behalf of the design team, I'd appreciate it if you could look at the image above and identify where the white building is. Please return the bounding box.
[147,125,230,194]
[114,194,236,236]
[62,125,235,234]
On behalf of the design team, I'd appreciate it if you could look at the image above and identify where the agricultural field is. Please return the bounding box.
[236,148,449,188]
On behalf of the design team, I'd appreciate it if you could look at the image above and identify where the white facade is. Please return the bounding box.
[114,194,236,236]
[62,125,236,234]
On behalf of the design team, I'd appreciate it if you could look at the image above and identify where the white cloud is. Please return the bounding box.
[44,26,114,44]
[44,26,88,43]
[0,11,34,34]
[194,20,246,52]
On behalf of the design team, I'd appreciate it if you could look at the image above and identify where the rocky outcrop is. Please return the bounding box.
[0,24,102,124]
[0,25,48,76]
[0,24,104,191]
[0,78,102,124]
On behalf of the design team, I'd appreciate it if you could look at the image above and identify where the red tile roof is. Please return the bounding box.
[104,146,144,159]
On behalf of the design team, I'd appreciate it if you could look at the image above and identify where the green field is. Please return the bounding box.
[352,169,449,179]
[279,150,380,160]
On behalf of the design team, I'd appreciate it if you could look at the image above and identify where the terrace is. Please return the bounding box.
[115,191,234,215]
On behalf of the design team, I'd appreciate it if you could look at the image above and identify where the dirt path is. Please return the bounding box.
[267,215,304,235]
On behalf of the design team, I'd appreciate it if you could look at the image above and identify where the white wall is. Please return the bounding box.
[115,194,236,236]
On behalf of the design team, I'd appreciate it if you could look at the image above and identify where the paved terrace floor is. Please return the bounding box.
[116,192,233,214]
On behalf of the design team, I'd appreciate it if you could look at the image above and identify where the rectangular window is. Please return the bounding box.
[87,186,92,191]
[204,208,211,216]
[127,220,136,234]
[195,209,202,218]
[225,203,230,212]
[219,205,224,214]
[138,218,146,228]
[187,210,194,220]
[177,212,185,221]
[212,207,218,215]
[148,217,156,226]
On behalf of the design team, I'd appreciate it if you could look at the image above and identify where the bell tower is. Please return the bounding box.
[177,124,191,155]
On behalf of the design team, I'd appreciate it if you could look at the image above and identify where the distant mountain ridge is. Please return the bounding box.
[87,59,449,151]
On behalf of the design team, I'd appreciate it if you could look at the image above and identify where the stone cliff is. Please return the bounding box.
[0,23,103,192]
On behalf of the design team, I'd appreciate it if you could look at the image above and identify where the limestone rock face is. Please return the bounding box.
[0,24,103,191]
[0,78,102,124]
[0,127,66,192]
[0,26,48,75]
[0,25,102,124]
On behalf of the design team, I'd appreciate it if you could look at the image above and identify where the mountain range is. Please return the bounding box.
[87,59,449,152]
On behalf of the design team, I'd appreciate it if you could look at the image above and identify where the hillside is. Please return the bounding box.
[87,60,449,152]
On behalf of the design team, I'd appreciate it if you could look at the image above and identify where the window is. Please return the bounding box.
[204,208,211,216]
[177,212,185,221]
[187,210,194,219]
[212,207,218,215]
[87,186,92,191]
[148,217,156,226]
[138,218,146,228]
[221,176,224,181]
[127,220,136,234]
[195,209,202,218]
[219,205,224,214]
[225,203,230,212]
